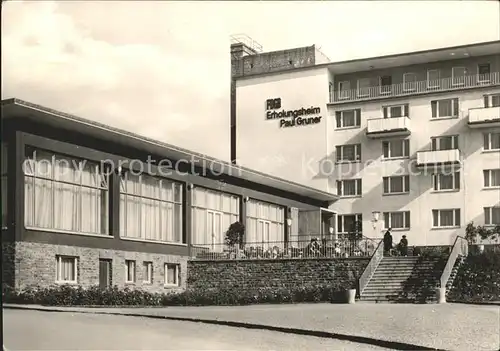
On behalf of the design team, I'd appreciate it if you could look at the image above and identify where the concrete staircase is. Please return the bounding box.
[360,256,447,303]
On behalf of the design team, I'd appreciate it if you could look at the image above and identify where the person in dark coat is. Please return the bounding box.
[383,228,393,256]
[399,235,409,256]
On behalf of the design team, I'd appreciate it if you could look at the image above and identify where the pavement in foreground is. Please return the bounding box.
[4,303,500,350]
[3,309,387,350]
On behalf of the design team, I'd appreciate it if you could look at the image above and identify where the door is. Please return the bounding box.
[99,259,112,289]
[207,210,223,252]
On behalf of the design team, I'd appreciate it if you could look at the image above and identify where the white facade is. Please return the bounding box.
[236,67,331,191]
[235,43,500,246]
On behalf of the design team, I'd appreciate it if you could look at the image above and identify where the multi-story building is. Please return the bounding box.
[232,36,500,246]
[0,98,337,291]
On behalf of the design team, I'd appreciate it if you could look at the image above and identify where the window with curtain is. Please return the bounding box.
[383,211,410,230]
[432,172,460,191]
[432,209,460,227]
[1,142,7,229]
[337,179,362,197]
[120,172,183,243]
[383,139,410,158]
[483,133,500,151]
[55,256,78,283]
[191,187,240,249]
[246,199,285,248]
[431,98,459,118]
[383,175,410,194]
[484,207,500,226]
[24,149,109,235]
[483,169,500,188]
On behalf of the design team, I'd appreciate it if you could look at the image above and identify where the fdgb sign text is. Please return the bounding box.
[265,98,322,129]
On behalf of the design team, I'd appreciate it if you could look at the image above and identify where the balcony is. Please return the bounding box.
[468,106,500,128]
[366,117,411,138]
[330,72,500,104]
[416,149,461,168]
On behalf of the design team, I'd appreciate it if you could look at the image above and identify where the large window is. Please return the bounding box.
[337,179,362,197]
[432,172,460,191]
[432,209,461,228]
[383,139,410,159]
[384,211,410,230]
[336,144,361,162]
[484,94,500,108]
[335,109,361,129]
[246,199,285,247]
[191,187,240,248]
[431,135,459,151]
[382,104,409,118]
[1,142,7,229]
[483,169,500,188]
[120,172,183,243]
[24,149,109,235]
[431,98,459,118]
[484,133,500,151]
[383,175,410,194]
[484,207,500,226]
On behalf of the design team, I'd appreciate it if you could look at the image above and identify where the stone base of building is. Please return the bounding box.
[2,241,188,293]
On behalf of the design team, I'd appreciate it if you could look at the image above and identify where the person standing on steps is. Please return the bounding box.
[383,228,393,256]
[399,235,409,257]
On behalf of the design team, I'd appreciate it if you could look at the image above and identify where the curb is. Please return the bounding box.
[447,300,500,306]
[3,304,443,351]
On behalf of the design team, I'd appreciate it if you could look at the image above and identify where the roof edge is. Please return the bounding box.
[1,98,338,203]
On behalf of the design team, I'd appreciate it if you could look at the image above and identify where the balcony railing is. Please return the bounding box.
[330,72,500,104]
[366,116,411,137]
[190,237,380,261]
[416,149,461,166]
[468,106,500,127]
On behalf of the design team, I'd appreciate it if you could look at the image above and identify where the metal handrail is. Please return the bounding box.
[190,236,379,261]
[331,72,500,103]
[358,238,384,295]
[439,235,468,289]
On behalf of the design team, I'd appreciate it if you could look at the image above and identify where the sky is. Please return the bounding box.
[2,0,499,161]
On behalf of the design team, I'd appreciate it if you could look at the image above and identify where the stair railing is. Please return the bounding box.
[359,239,384,295]
[439,236,468,289]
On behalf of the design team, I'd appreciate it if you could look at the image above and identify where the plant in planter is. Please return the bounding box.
[224,221,245,258]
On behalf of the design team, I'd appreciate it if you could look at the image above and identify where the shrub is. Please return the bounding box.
[448,250,500,302]
[2,284,349,307]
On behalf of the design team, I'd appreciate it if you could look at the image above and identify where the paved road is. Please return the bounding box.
[10,303,498,350]
[3,309,388,350]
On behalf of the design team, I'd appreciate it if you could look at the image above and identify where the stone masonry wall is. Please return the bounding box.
[187,258,370,292]
[3,241,188,293]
